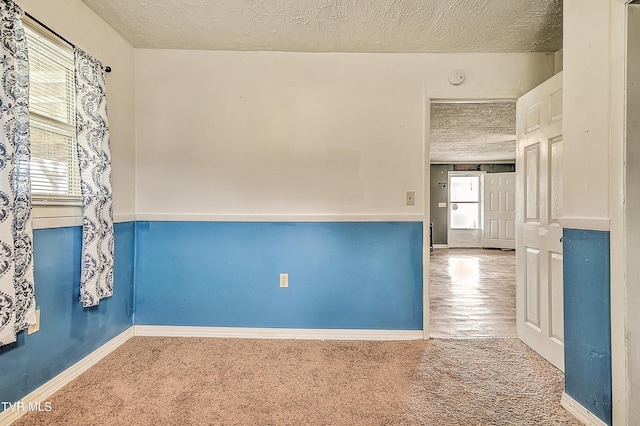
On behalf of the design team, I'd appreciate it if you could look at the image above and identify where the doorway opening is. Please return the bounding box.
[428,100,517,338]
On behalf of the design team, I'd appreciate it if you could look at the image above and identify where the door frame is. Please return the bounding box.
[611,1,634,424]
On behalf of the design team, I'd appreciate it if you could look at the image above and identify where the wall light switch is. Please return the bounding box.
[405,191,415,206]
[28,309,40,335]
[438,202,447,208]
[280,273,288,288]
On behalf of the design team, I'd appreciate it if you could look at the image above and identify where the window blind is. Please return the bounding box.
[24,21,80,204]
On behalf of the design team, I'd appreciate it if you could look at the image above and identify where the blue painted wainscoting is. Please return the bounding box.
[563,228,612,425]
[135,221,423,330]
[0,222,135,409]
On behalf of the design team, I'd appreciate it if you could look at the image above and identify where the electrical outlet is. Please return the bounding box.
[280,273,288,288]
[405,191,415,206]
[28,309,40,335]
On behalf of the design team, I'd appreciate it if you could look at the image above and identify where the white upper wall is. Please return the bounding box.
[562,0,611,229]
[4,2,555,221]
[135,50,553,218]
[16,0,136,218]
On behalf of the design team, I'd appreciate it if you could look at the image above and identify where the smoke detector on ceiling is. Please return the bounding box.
[448,70,465,85]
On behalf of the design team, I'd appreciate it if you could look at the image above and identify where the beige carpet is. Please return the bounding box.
[15,337,579,425]
[409,339,580,425]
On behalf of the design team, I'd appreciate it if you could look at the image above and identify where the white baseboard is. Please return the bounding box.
[113,214,137,223]
[433,244,448,249]
[135,213,424,222]
[32,214,136,229]
[0,327,134,425]
[558,217,610,232]
[134,325,423,341]
[561,392,608,426]
[32,216,82,230]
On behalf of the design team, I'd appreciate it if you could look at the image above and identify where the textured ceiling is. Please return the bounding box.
[430,102,516,163]
[81,0,562,53]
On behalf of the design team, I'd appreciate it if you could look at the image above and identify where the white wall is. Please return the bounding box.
[562,0,611,231]
[135,50,553,219]
[16,0,136,220]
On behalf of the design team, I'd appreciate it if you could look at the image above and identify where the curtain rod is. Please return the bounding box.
[24,11,112,73]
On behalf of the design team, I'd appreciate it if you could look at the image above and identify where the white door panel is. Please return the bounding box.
[550,138,563,224]
[483,172,516,249]
[516,71,564,371]
[549,252,564,342]
[525,247,541,328]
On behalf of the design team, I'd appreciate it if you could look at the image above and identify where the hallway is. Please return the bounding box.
[429,248,516,338]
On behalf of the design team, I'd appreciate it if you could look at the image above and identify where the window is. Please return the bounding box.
[449,175,481,229]
[24,20,80,206]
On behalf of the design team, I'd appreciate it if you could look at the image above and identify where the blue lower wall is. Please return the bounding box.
[134,221,423,330]
[0,220,421,410]
[0,222,135,407]
[3,220,615,423]
[563,228,612,425]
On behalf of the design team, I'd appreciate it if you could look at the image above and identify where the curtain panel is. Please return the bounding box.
[75,48,114,308]
[0,0,36,346]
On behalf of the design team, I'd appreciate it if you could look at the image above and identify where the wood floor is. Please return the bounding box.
[429,248,516,338]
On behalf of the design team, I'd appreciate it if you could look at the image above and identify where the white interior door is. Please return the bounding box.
[448,171,484,248]
[483,172,516,249]
[516,72,564,371]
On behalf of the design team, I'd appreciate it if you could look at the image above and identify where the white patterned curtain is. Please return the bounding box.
[75,48,114,308]
[0,0,36,346]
